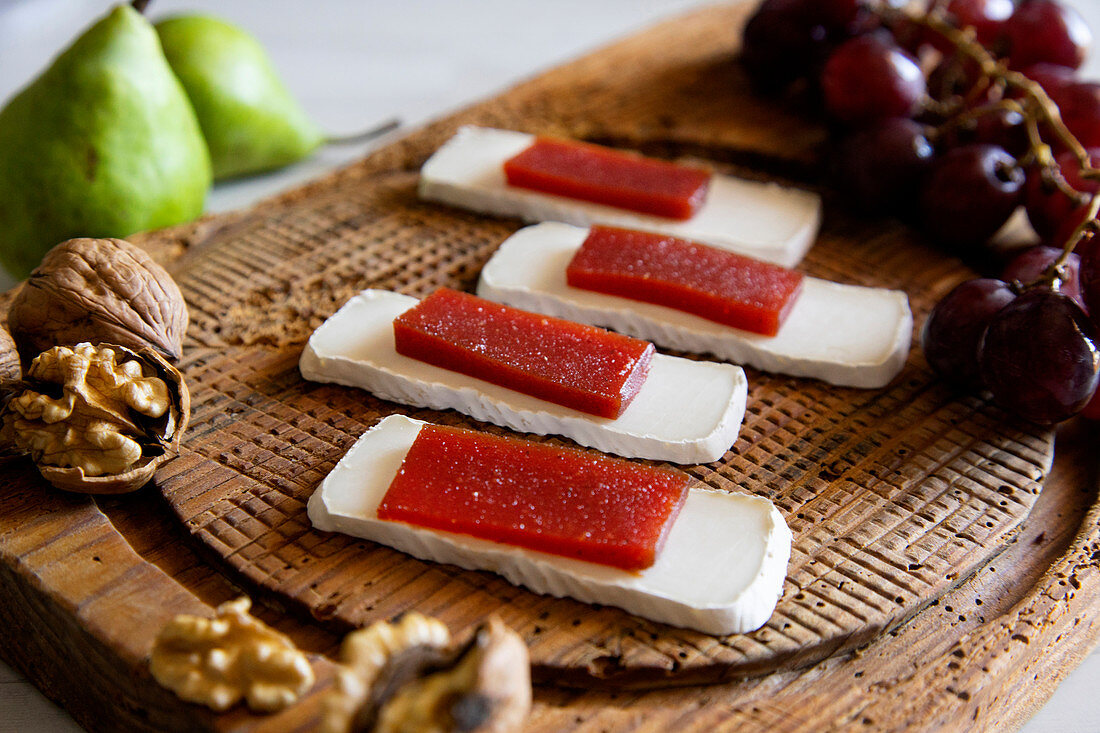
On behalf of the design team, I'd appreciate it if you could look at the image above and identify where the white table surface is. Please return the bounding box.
[1,0,1099,730]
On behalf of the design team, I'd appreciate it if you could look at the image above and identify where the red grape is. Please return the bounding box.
[922,278,1017,387]
[893,8,955,56]
[1001,245,1085,310]
[927,53,987,104]
[941,106,1030,156]
[740,0,869,93]
[1080,387,1100,419]
[811,0,866,34]
[1023,148,1100,238]
[946,0,1014,46]
[831,118,935,215]
[973,108,1030,156]
[1005,0,1092,71]
[978,288,1099,423]
[821,32,925,124]
[1076,232,1100,324]
[1050,212,1098,256]
[1049,81,1100,149]
[741,0,831,92]
[920,144,1025,248]
[1019,62,1077,96]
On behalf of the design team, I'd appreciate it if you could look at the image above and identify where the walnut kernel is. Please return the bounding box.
[150,597,315,713]
[342,612,452,682]
[322,614,530,733]
[374,618,531,733]
[2,342,189,493]
[323,613,451,733]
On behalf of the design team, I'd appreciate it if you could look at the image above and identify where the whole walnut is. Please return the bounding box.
[8,238,188,368]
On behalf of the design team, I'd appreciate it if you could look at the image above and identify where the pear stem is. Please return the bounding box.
[325,117,402,146]
[131,0,152,14]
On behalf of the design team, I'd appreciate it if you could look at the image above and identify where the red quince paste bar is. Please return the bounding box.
[376,423,690,571]
[503,137,711,220]
[393,288,654,419]
[567,226,805,337]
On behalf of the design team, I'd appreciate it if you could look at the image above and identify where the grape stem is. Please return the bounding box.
[324,117,401,146]
[877,2,1099,289]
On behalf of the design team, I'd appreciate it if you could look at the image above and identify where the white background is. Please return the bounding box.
[1,0,1099,730]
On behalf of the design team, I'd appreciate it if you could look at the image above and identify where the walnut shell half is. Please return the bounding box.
[322,615,531,733]
[8,238,189,368]
[3,343,190,494]
[369,617,531,733]
[0,326,20,387]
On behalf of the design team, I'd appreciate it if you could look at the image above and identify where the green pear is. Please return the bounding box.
[155,15,325,180]
[0,5,211,279]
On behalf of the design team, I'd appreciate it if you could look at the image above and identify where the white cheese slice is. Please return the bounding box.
[299,289,747,464]
[308,414,792,635]
[418,126,822,268]
[477,223,913,389]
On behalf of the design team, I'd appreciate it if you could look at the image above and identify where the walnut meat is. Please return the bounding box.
[373,618,531,733]
[322,614,530,733]
[0,327,19,386]
[8,237,188,367]
[150,597,315,713]
[341,612,452,683]
[323,613,452,733]
[2,342,189,493]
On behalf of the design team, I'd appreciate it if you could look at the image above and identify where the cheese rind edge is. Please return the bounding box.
[299,289,747,463]
[308,414,792,635]
[478,222,913,389]
[418,126,822,268]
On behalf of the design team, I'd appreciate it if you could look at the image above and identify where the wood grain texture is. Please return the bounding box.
[0,469,343,733]
[521,420,1100,731]
[0,3,1098,731]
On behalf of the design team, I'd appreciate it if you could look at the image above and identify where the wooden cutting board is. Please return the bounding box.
[1,3,1099,730]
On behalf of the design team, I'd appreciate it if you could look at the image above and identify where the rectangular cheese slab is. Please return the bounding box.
[308,415,792,635]
[299,289,748,463]
[477,223,913,389]
[419,126,822,268]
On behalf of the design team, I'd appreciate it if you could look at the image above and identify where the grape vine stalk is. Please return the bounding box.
[742,0,1100,423]
[884,2,1100,291]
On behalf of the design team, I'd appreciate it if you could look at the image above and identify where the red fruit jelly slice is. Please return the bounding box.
[567,226,805,337]
[377,424,690,571]
[393,288,654,418]
[503,137,711,220]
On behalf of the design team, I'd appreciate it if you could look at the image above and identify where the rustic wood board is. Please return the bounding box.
[1,3,1099,730]
[145,2,1051,687]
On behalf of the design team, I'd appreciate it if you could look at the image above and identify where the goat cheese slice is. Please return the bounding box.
[309,414,792,635]
[419,126,822,268]
[478,223,913,389]
[299,289,747,464]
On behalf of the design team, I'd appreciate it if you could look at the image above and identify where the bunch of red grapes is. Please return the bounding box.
[743,0,1100,424]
